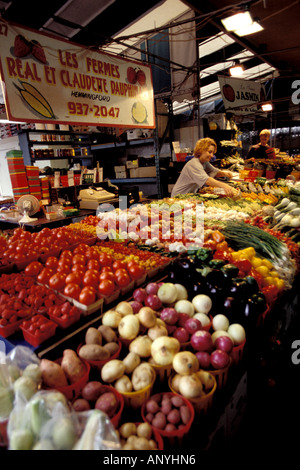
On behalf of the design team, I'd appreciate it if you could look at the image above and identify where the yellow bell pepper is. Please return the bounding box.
[255,265,269,277]
[251,257,263,268]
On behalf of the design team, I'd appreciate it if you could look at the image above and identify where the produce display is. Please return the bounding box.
[0,175,299,451]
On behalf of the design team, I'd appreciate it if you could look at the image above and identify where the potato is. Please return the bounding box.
[171,395,184,408]
[180,405,191,425]
[145,399,160,414]
[119,422,137,439]
[98,325,117,343]
[61,350,86,384]
[122,442,135,450]
[82,381,105,402]
[131,363,154,391]
[167,408,181,424]
[72,398,91,412]
[85,327,102,345]
[161,398,172,415]
[122,352,141,374]
[78,344,110,362]
[40,359,68,388]
[101,359,126,383]
[136,422,152,440]
[148,439,158,450]
[152,411,166,430]
[165,423,176,432]
[133,437,151,450]
[114,375,132,393]
[103,342,119,356]
[95,392,118,418]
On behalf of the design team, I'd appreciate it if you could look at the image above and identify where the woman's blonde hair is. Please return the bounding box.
[194,138,217,158]
[259,129,270,137]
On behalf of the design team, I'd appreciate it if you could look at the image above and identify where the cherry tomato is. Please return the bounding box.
[79,286,96,305]
[98,279,115,296]
[71,263,85,274]
[99,253,113,267]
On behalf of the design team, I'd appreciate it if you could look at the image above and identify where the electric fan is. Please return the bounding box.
[16,195,40,223]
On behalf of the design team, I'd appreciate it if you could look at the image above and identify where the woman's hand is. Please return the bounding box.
[223,184,235,197]
[222,170,233,179]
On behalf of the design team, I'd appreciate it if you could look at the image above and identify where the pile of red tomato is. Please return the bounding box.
[0,227,95,266]
[25,243,147,306]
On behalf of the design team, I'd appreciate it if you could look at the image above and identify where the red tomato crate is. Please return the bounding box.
[48,307,81,329]
[21,315,57,347]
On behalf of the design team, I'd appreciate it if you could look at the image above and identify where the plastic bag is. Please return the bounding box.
[7,389,121,450]
[0,346,41,447]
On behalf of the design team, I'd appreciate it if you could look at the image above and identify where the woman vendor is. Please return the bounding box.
[171,137,235,197]
[247,129,275,159]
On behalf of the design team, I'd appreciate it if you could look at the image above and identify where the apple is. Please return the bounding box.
[210,349,230,369]
[133,288,147,303]
[160,307,179,325]
[145,294,162,311]
[191,330,213,352]
[185,317,202,335]
[146,282,159,295]
[195,351,211,369]
[214,335,234,354]
[173,327,189,344]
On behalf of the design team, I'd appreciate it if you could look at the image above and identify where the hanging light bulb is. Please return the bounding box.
[229,60,244,77]
[261,102,273,112]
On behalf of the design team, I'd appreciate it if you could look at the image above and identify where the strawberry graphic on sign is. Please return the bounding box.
[13,34,47,64]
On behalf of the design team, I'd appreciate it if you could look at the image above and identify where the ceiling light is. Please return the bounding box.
[235,21,264,37]
[261,102,273,112]
[221,11,253,32]
[229,61,244,76]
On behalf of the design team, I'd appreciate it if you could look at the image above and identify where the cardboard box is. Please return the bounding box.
[130,167,156,178]
[126,160,139,169]
[115,171,127,179]
[114,165,126,172]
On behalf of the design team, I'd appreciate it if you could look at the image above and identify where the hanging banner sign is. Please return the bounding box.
[0,20,155,128]
[218,75,266,115]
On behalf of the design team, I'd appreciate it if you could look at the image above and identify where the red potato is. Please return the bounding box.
[81,381,105,402]
[161,398,172,415]
[73,398,91,412]
[170,395,184,408]
[95,392,118,418]
[152,411,166,430]
[145,412,154,423]
[180,405,191,425]
[167,408,181,425]
[145,399,160,414]
[165,423,176,432]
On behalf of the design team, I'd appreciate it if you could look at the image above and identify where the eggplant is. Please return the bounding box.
[221,264,240,279]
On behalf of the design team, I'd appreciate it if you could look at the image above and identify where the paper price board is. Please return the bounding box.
[218,75,266,115]
[0,20,155,128]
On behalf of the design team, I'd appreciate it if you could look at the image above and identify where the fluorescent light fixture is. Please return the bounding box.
[261,102,273,112]
[235,21,264,37]
[229,61,244,76]
[221,11,253,32]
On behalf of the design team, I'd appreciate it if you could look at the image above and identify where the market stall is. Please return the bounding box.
[0,175,299,451]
